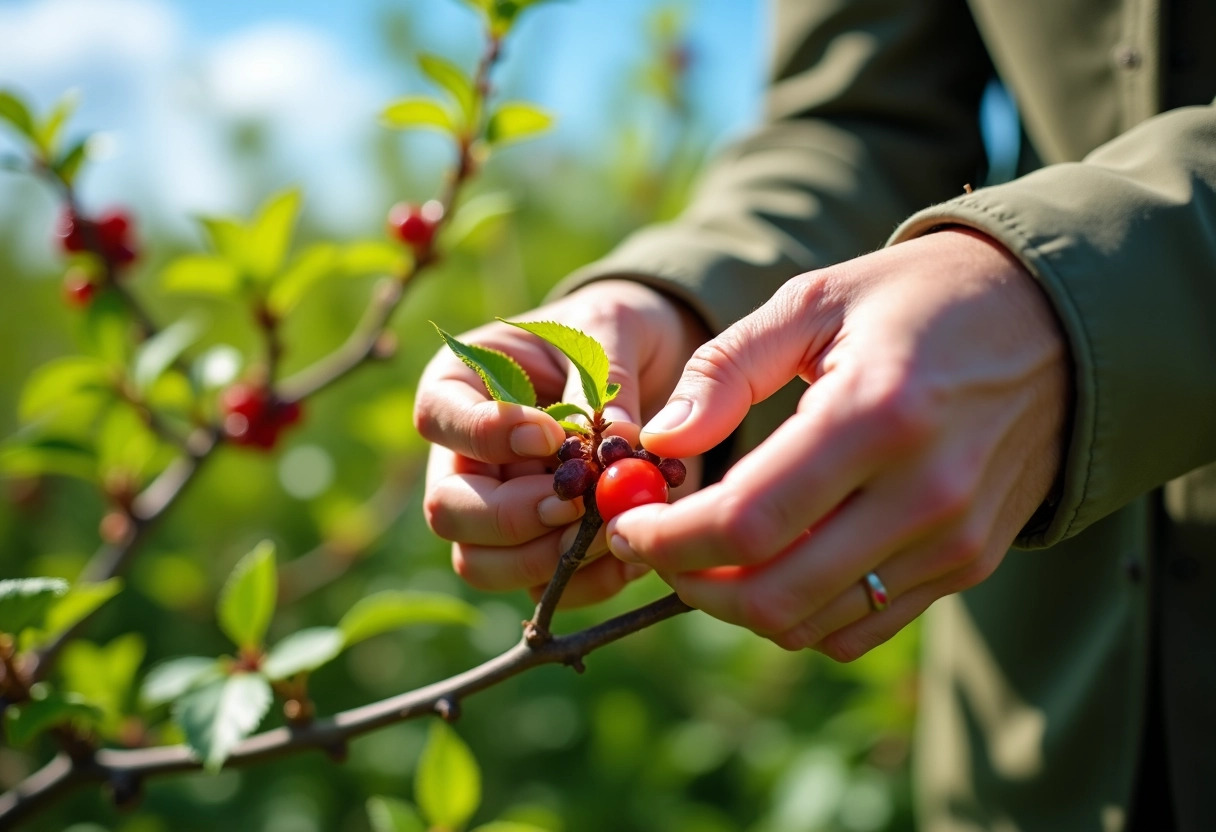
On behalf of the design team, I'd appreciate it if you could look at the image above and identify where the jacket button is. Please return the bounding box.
[1114,46,1142,69]
[1169,556,1200,582]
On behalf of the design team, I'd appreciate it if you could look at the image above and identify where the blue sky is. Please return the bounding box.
[0,0,768,256]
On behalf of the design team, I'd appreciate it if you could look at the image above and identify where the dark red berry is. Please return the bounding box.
[596,458,669,522]
[97,209,138,267]
[62,270,95,307]
[388,201,442,252]
[557,436,588,463]
[553,458,598,501]
[634,447,660,465]
[657,457,687,488]
[57,209,89,253]
[219,383,302,450]
[597,435,633,466]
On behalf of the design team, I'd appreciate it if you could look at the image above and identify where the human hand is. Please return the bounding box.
[606,229,1069,659]
[416,279,709,606]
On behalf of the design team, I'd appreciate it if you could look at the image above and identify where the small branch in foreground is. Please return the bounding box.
[0,593,693,827]
[525,502,603,645]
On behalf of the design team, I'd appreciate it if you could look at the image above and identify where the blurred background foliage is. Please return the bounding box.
[0,0,920,830]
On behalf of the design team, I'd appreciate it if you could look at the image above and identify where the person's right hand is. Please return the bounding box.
[415,279,709,607]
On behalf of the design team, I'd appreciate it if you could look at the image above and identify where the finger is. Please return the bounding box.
[639,274,843,460]
[424,472,584,546]
[528,558,653,609]
[415,354,566,464]
[452,530,567,592]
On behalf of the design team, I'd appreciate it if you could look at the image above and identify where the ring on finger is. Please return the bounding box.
[862,570,890,612]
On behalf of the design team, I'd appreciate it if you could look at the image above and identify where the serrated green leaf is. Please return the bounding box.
[556,420,590,435]
[381,97,457,133]
[133,317,203,393]
[416,721,481,830]
[4,692,103,747]
[367,796,426,832]
[0,578,69,635]
[267,243,339,316]
[19,356,113,425]
[162,254,241,297]
[53,137,88,185]
[339,591,480,646]
[217,541,276,650]
[140,656,221,708]
[500,320,611,412]
[542,402,591,423]
[0,436,97,481]
[36,89,78,155]
[433,324,536,407]
[41,578,122,641]
[0,90,35,140]
[58,633,145,737]
[247,188,301,282]
[419,54,476,128]
[175,672,272,772]
[262,627,344,680]
[486,102,553,146]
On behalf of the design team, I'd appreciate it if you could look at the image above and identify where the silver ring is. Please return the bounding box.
[863,571,890,612]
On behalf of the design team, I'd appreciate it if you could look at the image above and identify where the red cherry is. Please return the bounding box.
[97,209,138,267]
[388,201,441,251]
[219,383,303,449]
[62,271,96,307]
[595,457,669,523]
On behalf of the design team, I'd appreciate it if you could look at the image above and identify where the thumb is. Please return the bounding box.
[640,277,840,459]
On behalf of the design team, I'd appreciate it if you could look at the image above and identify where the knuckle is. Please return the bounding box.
[771,620,824,652]
[712,496,782,565]
[422,486,453,539]
[935,522,989,574]
[918,469,976,527]
[738,585,802,635]
[817,630,871,663]
[685,339,748,390]
[866,379,939,451]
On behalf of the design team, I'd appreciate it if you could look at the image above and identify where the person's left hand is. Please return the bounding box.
[605,229,1070,659]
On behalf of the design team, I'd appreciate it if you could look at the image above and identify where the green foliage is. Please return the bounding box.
[140,656,222,709]
[416,721,482,830]
[58,633,145,738]
[339,590,481,645]
[381,97,458,134]
[0,577,69,636]
[500,320,619,412]
[433,325,536,406]
[420,54,477,129]
[217,541,277,651]
[23,578,123,649]
[4,692,102,746]
[174,671,273,772]
[486,103,554,146]
[262,626,344,680]
[368,796,427,832]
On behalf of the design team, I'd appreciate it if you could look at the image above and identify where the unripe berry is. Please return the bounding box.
[557,436,588,463]
[658,457,687,488]
[553,457,598,500]
[597,435,632,466]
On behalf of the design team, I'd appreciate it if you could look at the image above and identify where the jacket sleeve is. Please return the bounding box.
[890,102,1216,547]
[550,0,993,335]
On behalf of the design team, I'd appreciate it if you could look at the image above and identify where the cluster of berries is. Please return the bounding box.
[218,382,303,450]
[553,435,686,523]
[57,207,139,307]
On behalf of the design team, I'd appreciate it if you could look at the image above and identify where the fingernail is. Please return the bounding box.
[538,495,582,527]
[609,533,643,563]
[559,524,580,553]
[623,562,652,581]
[642,398,692,435]
[511,423,556,457]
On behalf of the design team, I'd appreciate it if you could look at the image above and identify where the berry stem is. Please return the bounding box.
[525,497,603,646]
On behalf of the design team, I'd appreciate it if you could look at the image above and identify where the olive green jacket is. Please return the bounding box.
[556,0,1216,829]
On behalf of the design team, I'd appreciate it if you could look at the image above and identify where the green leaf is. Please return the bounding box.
[246,188,301,282]
[500,320,612,412]
[217,541,277,651]
[174,672,272,772]
[199,216,248,263]
[41,578,123,641]
[0,436,97,481]
[162,254,241,297]
[267,243,338,316]
[381,97,457,133]
[542,402,591,423]
[486,102,554,146]
[339,240,410,277]
[367,796,426,832]
[419,54,476,127]
[133,316,203,393]
[140,656,221,708]
[0,90,35,140]
[82,290,130,366]
[415,721,481,830]
[444,192,515,251]
[4,692,103,747]
[262,627,344,680]
[0,578,68,635]
[19,356,113,425]
[53,137,89,185]
[58,634,145,737]
[433,324,536,407]
[339,591,481,646]
[36,89,78,155]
